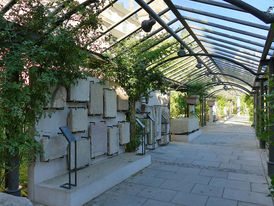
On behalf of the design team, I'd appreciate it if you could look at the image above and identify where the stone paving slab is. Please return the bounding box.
[223,188,273,206]
[86,116,273,206]
[209,177,251,191]
[191,184,224,197]
[206,197,237,206]
[172,192,208,206]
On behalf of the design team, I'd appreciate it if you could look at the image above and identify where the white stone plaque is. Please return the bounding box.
[89,122,108,158]
[104,89,117,118]
[89,83,103,115]
[70,138,90,169]
[116,87,129,111]
[67,108,88,132]
[68,79,89,102]
[119,122,130,145]
[40,135,67,162]
[107,127,119,155]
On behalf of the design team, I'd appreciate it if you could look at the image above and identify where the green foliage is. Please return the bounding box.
[170,91,187,118]
[100,34,176,151]
[241,95,254,123]
[0,0,104,190]
[186,82,212,97]
[101,34,176,102]
[216,96,229,115]
[125,122,142,152]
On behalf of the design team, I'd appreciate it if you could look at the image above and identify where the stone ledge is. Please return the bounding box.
[34,153,151,206]
[171,130,202,142]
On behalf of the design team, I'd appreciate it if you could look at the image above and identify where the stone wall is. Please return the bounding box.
[29,81,170,201]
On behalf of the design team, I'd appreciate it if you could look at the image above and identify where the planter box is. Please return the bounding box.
[207,99,215,107]
[170,117,199,134]
[185,95,200,105]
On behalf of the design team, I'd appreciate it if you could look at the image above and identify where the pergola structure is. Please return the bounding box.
[1,0,274,190]
[89,0,274,175]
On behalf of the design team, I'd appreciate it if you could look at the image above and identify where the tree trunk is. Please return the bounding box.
[129,97,136,141]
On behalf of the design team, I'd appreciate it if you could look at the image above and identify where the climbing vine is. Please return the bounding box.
[100,34,177,151]
[0,0,106,191]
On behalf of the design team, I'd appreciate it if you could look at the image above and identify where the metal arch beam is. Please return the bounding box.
[190,25,274,50]
[175,5,270,31]
[163,0,225,81]
[195,32,265,55]
[206,88,249,97]
[212,58,257,74]
[189,0,245,12]
[181,15,267,40]
[163,56,197,75]
[199,38,262,59]
[92,0,156,43]
[103,7,170,52]
[204,44,260,66]
[135,0,218,75]
[204,82,252,94]
[223,0,274,24]
[186,72,253,87]
[150,53,264,75]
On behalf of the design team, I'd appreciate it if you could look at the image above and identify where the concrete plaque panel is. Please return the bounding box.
[68,79,89,102]
[89,122,108,158]
[119,122,130,145]
[104,89,117,118]
[40,135,68,162]
[116,87,129,111]
[67,108,88,132]
[46,86,67,109]
[70,138,90,169]
[88,83,103,115]
[107,127,119,155]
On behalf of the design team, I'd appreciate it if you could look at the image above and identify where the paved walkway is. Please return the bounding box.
[86,116,273,206]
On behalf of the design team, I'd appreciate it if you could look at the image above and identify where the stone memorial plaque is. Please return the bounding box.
[68,79,89,102]
[104,89,117,118]
[107,127,119,155]
[119,122,130,145]
[69,138,90,169]
[46,86,67,109]
[67,108,88,132]
[116,87,129,111]
[40,135,68,162]
[89,83,103,115]
[89,122,108,158]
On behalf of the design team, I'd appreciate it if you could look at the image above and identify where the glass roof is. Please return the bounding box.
[2,0,273,96]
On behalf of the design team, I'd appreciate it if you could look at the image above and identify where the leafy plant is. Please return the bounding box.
[186,82,212,98]
[100,34,176,150]
[0,0,105,193]
[170,91,187,118]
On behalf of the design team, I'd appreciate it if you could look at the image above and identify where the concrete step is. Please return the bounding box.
[34,153,151,206]
[171,130,202,142]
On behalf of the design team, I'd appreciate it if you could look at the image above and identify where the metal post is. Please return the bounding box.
[256,88,260,136]
[268,57,274,175]
[201,98,204,126]
[204,98,207,125]
[259,80,266,148]
[6,155,21,196]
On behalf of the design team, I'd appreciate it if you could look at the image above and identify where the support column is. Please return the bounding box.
[207,99,215,123]
[203,98,207,126]
[200,98,204,126]
[209,107,213,122]
[268,57,274,175]
[259,79,266,149]
[256,88,260,135]
[189,105,195,117]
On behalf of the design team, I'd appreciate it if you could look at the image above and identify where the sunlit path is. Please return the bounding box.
[87,116,273,206]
